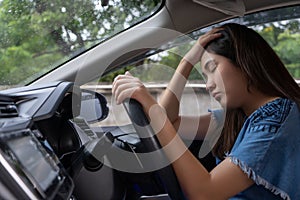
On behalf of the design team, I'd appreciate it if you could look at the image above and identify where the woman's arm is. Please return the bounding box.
[112,77,254,199]
[159,59,193,124]
[159,59,211,140]
[151,108,254,199]
[159,29,223,140]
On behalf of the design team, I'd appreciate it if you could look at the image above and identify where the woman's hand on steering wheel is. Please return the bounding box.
[112,71,157,112]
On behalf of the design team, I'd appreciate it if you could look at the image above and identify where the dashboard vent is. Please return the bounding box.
[0,102,18,117]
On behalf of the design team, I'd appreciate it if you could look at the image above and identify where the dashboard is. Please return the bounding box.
[0,81,107,200]
[0,81,203,200]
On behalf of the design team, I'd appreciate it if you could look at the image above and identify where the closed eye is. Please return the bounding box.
[205,60,217,73]
[202,59,217,81]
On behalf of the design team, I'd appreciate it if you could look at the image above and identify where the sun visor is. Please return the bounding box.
[192,0,245,16]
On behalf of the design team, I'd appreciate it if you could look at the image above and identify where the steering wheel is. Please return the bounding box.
[123,98,186,200]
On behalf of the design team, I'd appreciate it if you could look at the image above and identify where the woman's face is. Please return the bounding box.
[200,52,249,109]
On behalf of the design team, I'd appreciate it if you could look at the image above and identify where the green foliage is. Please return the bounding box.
[1,1,300,86]
[0,0,161,85]
[258,21,300,78]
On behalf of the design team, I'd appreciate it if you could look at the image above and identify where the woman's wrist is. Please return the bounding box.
[183,42,205,66]
[166,70,188,100]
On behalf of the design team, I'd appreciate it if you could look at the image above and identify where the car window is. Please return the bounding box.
[0,0,162,89]
[151,4,300,82]
[86,4,300,127]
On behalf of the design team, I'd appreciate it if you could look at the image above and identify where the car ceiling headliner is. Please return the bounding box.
[167,0,300,34]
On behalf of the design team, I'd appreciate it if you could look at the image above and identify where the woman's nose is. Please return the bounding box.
[206,78,216,92]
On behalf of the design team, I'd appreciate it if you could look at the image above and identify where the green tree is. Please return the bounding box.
[0,0,160,85]
[256,21,300,78]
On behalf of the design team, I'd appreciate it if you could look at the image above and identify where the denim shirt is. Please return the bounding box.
[211,98,300,200]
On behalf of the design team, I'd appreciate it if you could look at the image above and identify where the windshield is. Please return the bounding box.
[0,0,162,89]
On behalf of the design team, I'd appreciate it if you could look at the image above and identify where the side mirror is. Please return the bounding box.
[79,89,109,123]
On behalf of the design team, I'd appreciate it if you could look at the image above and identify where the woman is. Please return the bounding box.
[112,23,300,199]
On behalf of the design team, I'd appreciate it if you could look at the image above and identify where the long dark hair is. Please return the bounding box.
[205,23,300,159]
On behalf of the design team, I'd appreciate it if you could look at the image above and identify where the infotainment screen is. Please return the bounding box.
[7,135,59,192]
[0,129,71,199]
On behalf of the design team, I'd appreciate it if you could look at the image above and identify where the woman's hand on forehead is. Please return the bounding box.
[197,27,224,47]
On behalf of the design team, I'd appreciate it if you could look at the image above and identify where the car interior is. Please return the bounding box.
[0,0,300,199]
